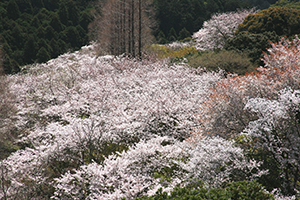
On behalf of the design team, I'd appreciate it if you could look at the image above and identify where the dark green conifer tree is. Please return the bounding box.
[50,13,63,32]
[57,39,67,54]
[35,8,50,23]
[43,0,60,10]
[65,26,80,49]
[23,35,37,64]
[178,27,190,41]
[58,2,69,25]
[36,47,50,63]
[1,42,12,58]
[76,25,88,47]
[11,24,24,49]
[45,25,56,41]
[168,27,177,42]
[12,50,23,65]
[49,38,60,58]
[156,30,168,44]
[38,38,52,53]
[0,0,95,73]
[36,26,45,38]
[33,0,45,9]
[0,6,7,20]
[30,16,41,28]
[7,0,20,20]
[79,11,93,32]
[15,0,33,14]
[66,0,80,26]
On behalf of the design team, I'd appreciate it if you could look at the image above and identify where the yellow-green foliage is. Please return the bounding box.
[146,45,257,75]
[187,50,256,75]
[271,0,300,9]
[237,7,300,37]
[146,44,198,59]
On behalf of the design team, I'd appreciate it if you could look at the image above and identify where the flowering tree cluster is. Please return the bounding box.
[52,136,263,200]
[0,74,18,158]
[192,9,257,51]
[198,36,300,138]
[0,35,299,199]
[0,43,226,199]
[197,36,300,195]
[242,88,300,194]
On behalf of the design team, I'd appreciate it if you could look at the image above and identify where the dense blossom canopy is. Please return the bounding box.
[193,9,257,51]
[0,34,300,199]
[1,43,227,199]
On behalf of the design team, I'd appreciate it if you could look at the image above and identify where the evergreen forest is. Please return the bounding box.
[0,0,95,74]
[0,0,293,74]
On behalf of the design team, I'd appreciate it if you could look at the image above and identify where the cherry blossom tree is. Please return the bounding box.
[198,36,300,139]
[0,43,224,199]
[197,36,300,196]
[242,88,300,195]
[52,135,264,200]
[1,34,299,199]
[0,48,19,161]
[0,74,18,159]
[193,9,257,51]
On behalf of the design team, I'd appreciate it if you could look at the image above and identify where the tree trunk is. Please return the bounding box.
[138,0,142,59]
[91,0,155,58]
[131,0,135,57]
[128,5,132,55]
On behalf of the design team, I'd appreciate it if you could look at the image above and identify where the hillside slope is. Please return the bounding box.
[0,0,95,73]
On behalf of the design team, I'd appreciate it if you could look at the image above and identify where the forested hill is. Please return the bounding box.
[153,0,275,43]
[0,0,96,74]
[0,0,280,74]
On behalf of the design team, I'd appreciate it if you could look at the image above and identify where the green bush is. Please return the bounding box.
[271,0,300,9]
[187,50,256,75]
[146,44,198,59]
[236,6,300,37]
[234,135,283,193]
[134,181,274,200]
[224,31,280,66]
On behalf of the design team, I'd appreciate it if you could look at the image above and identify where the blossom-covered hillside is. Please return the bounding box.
[1,34,300,199]
[0,43,231,199]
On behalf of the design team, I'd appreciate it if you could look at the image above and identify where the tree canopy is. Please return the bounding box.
[0,0,287,73]
[271,0,300,9]
[1,1,300,198]
[0,0,95,74]
[1,36,299,199]
[153,0,251,44]
[236,6,300,36]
